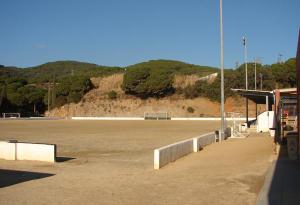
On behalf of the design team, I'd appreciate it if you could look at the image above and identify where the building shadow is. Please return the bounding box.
[257,139,300,205]
[0,169,54,188]
[55,156,76,163]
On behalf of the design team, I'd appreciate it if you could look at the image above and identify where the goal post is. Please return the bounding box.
[226,112,247,138]
[2,113,21,118]
[144,112,169,120]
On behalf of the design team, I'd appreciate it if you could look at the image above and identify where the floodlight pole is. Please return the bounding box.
[254,58,257,119]
[260,73,263,90]
[296,28,300,159]
[243,36,249,127]
[254,59,257,90]
[220,0,225,141]
[48,82,50,112]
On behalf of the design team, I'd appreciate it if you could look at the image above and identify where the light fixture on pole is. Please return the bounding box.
[242,36,249,127]
[219,0,225,141]
[242,36,248,90]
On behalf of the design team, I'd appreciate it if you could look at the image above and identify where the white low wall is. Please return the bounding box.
[154,132,217,169]
[17,143,56,162]
[0,141,56,163]
[0,141,16,160]
[72,117,145,120]
[193,132,216,152]
[72,117,256,121]
[171,117,255,121]
[154,138,194,170]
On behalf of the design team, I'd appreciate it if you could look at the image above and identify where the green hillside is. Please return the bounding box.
[0,65,21,78]
[126,60,218,77]
[0,61,123,83]
[0,58,296,116]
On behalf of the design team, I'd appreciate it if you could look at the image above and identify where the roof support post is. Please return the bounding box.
[246,98,249,127]
[266,96,269,112]
[255,103,258,120]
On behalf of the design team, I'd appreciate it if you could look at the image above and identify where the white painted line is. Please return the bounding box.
[71,117,256,121]
[72,117,145,120]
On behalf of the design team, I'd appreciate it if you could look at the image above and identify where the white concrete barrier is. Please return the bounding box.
[154,138,194,170]
[171,117,255,121]
[71,117,256,121]
[72,117,145,120]
[0,141,16,160]
[17,143,56,163]
[193,132,216,152]
[0,141,56,163]
[154,132,217,169]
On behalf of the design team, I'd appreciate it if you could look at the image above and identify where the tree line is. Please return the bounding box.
[122,58,296,101]
[0,76,93,116]
[0,58,296,116]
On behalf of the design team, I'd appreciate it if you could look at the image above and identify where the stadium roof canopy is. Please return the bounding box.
[277,88,297,96]
[231,89,274,104]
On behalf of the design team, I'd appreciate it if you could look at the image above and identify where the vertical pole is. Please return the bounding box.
[260,73,263,90]
[254,59,257,90]
[296,29,300,159]
[48,82,50,112]
[244,37,248,91]
[243,36,249,127]
[255,60,257,119]
[255,103,258,119]
[220,0,225,141]
[266,96,269,111]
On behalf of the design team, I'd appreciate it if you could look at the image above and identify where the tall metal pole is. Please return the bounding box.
[219,0,225,141]
[243,37,248,90]
[296,28,300,159]
[260,73,263,90]
[254,59,257,90]
[243,36,249,127]
[254,58,257,119]
[48,82,50,112]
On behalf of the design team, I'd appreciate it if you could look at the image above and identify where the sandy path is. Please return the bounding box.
[0,120,273,205]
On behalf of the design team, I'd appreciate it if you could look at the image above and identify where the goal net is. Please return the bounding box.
[144,112,169,120]
[226,112,247,138]
[2,113,21,118]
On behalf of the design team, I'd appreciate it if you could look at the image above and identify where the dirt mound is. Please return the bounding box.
[173,74,200,89]
[48,74,260,118]
[90,73,123,93]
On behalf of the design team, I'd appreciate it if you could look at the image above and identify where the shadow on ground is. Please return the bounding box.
[0,169,54,188]
[56,156,76,163]
[257,141,300,205]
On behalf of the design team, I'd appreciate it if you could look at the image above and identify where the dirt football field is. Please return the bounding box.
[0,120,274,205]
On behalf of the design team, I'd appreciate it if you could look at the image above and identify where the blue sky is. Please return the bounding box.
[0,0,299,68]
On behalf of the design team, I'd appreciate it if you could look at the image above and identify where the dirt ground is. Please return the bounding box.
[49,74,261,118]
[0,120,273,205]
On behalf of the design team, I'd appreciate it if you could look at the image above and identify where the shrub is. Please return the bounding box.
[68,91,82,103]
[187,106,195,113]
[183,85,198,99]
[55,76,93,105]
[53,96,68,107]
[108,90,117,100]
[122,66,174,98]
